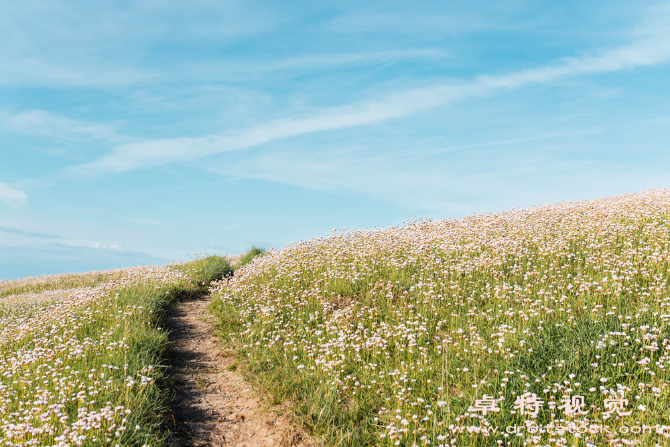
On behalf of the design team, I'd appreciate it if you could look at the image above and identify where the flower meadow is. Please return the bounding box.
[0,266,187,447]
[210,189,670,447]
[0,270,147,301]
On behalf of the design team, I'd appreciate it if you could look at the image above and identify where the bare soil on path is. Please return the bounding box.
[166,297,315,447]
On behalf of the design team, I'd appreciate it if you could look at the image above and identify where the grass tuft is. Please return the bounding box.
[236,246,267,269]
[181,255,233,286]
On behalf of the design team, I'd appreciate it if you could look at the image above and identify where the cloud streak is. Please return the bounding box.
[0,226,66,240]
[68,7,670,177]
[0,183,27,207]
[194,49,450,79]
[0,0,280,88]
[0,110,124,142]
[67,87,447,176]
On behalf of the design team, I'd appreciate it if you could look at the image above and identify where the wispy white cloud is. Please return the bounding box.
[325,8,495,36]
[266,49,449,70]
[93,242,123,251]
[204,131,670,215]
[0,60,151,88]
[0,110,124,141]
[0,183,28,207]
[0,0,280,87]
[204,145,531,214]
[66,87,446,176]
[67,5,670,176]
[470,40,670,94]
[0,225,65,240]
[194,49,450,78]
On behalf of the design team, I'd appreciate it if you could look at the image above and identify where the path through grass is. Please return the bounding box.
[0,256,233,446]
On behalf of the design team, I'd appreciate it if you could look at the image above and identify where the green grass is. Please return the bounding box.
[236,246,267,269]
[208,191,670,447]
[0,270,132,299]
[181,255,233,286]
[0,256,230,446]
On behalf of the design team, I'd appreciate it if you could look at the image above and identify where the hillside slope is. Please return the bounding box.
[210,189,670,447]
[0,265,193,446]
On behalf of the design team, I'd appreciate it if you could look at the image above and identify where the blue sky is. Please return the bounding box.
[2,0,670,279]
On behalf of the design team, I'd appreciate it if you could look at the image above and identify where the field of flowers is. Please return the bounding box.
[0,269,147,300]
[210,189,670,447]
[0,265,188,447]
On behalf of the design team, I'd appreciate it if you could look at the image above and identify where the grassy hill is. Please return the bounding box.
[3,189,670,447]
[209,189,670,447]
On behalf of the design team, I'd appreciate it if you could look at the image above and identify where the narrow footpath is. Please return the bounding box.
[166,297,315,447]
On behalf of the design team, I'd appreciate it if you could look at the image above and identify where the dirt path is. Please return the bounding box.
[166,297,314,447]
